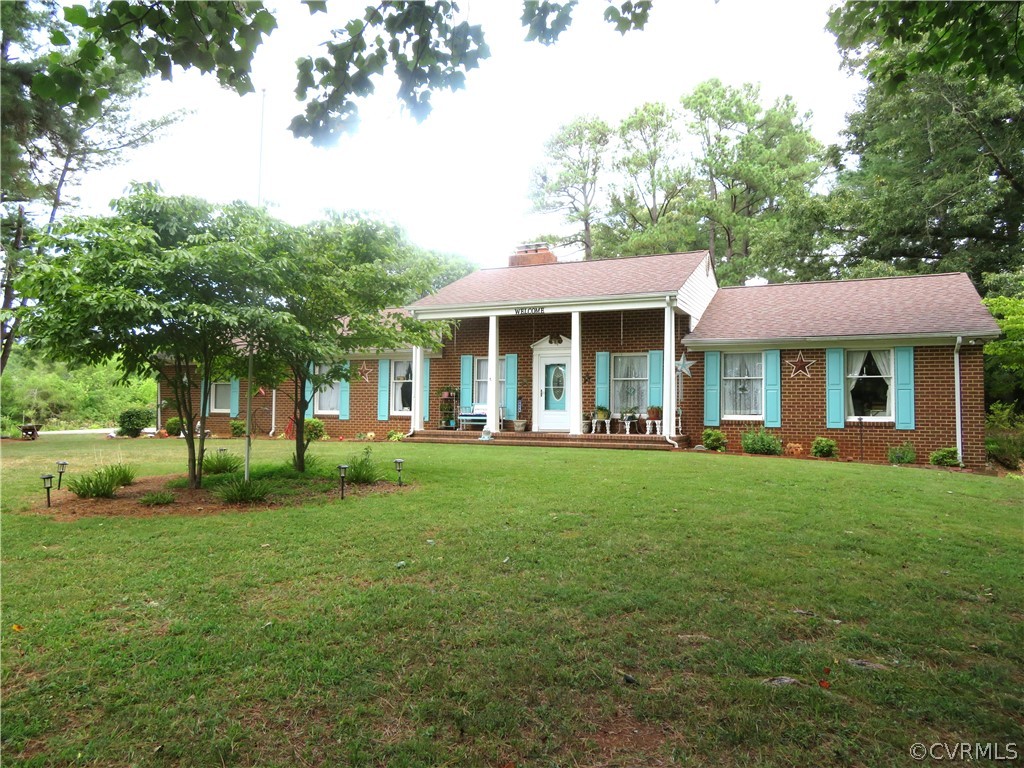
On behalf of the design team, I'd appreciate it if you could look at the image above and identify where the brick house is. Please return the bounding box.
[161,246,1001,467]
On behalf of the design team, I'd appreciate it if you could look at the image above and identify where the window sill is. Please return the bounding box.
[847,417,893,424]
[390,413,412,418]
[722,415,764,421]
[210,409,231,415]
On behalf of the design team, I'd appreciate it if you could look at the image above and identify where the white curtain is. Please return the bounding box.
[872,350,892,378]
[845,350,868,417]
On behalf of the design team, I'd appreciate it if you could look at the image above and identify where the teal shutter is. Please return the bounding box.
[825,348,845,429]
[595,352,610,409]
[504,353,518,419]
[764,350,781,428]
[703,351,720,426]
[894,346,915,430]
[337,365,350,420]
[304,366,315,419]
[199,380,208,417]
[229,378,240,418]
[647,350,664,409]
[421,359,430,421]
[460,355,473,410]
[377,359,391,421]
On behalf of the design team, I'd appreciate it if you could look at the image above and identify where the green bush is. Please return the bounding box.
[304,418,326,445]
[929,447,961,467]
[345,446,386,485]
[118,407,153,438]
[986,432,1023,470]
[887,441,917,465]
[67,464,135,498]
[204,451,243,474]
[0,415,21,439]
[140,491,176,506]
[216,478,271,504]
[164,416,183,436]
[229,420,246,437]
[741,427,783,455]
[387,429,405,442]
[810,437,839,458]
[986,402,1022,431]
[701,428,727,451]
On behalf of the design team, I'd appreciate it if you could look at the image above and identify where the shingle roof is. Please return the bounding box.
[686,272,1000,343]
[410,251,709,308]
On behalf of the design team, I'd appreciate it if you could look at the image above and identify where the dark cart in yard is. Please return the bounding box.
[20,424,41,439]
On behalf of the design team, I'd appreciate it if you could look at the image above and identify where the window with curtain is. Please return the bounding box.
[722,353,763,417]
[391,360,414,414]
[846,350,892,418]
[612,354,648,415]
[474,357,506,405]
[314,364,341,414]
[210,382,232,413]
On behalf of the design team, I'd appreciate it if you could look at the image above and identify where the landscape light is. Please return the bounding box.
[218,447,227,456]
[394,458,404,486]
[337,464,348,499]
[41,474,54,507]
[56,460,69,489]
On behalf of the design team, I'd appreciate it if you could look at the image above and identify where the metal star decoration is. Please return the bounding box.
[358,361,373,382]
[786,351,816,378]
[675,354,695,377]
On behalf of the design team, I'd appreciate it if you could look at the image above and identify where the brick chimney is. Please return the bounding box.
[509,242,557,267]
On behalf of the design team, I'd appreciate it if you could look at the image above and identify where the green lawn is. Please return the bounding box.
[2,436,1022,767]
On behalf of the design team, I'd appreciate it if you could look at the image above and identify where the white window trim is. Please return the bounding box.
[313,364,341,416]
[845,348,894,423]
[610,353,648,418]
[210,382,232,414]
[473,356,506,405]
[721,352,765,421]
[391,359,414,417]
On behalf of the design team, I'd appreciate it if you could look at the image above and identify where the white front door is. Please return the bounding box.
[536,353,570,431]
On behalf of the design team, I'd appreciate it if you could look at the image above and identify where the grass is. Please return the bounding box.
[2,435,1022,766]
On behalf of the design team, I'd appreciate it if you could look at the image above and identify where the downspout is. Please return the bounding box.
[269,389,277,436]
[954,336,963,465]
[663,295,680,449]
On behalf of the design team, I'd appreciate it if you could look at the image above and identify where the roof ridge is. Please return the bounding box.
[716,272,968,290]
[475,250,710,272]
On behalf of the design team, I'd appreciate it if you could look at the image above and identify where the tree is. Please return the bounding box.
[680,79,825,285]
[828,1,1024,91]
[34,1,652,145]
[828,61,1024,287]
[983,269,1024,409]
[531,116,611,260]
[256,213,447,472]
[18,186,287,488]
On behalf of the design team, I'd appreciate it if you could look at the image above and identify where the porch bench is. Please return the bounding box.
[458,403,488,430]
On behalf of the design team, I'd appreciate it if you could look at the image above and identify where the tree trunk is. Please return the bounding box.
[47,152,74,231]
[1,206,26,375]
[583,217,593,260]
[292,371,306,472]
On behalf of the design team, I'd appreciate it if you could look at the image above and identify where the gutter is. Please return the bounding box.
[683,331,1001,349]
[954,336,963,465]
[663,294,679,449]
[269,389,277,436]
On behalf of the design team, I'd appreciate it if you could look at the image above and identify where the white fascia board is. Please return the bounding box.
[411,293,675,320]
[682,331,1000,350]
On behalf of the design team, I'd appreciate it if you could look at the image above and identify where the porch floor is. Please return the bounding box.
[407,428,689,451]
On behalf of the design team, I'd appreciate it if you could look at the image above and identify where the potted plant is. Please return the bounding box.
[595,404,611,421]
[622,406,639,423]
[646,405,662,421]
[436,386,460,429]
[582,411,593,433]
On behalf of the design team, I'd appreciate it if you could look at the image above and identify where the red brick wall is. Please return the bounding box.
[679,345,987,467]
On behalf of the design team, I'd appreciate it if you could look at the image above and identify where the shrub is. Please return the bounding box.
[741,427,783,456]
[986,402,1022,431]
[387,429,405,442]
[217,478,271,504]
[118,407,153,438]
[164,416,183,436]
[304,418,325,446]
[929,447,961,467]
[67,465,135,498]
[290,452,324,472]
[986,432,1023,470]
[810,437,839,458]
[229,420,246,437]
[140,491,176,506]
[204,451,243,474]
[701,428,727,451]
[106,463,137,486]
[887,441,917,465]
[345,446,386,484]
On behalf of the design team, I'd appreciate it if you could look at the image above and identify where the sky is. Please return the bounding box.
[78,0,867,270]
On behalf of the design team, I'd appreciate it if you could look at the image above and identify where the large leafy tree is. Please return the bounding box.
[828,1,1024,90]
[531,116,611,260]
[680,79,825,285]
[18,186,289,488]
[829,61,1023,287]
[34,1,652,145]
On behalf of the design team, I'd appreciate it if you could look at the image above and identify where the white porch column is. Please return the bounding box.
[664,301,677,438]
[569,311,583,435]
[486,315,500,432]
[410,345,425,431]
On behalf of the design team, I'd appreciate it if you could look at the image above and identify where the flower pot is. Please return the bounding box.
[513,419,527,432]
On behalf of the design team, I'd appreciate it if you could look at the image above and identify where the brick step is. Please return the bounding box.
[407,429,684,451]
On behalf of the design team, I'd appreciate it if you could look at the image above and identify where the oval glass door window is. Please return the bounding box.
[544,363,567,411]
[552,366,565,400]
